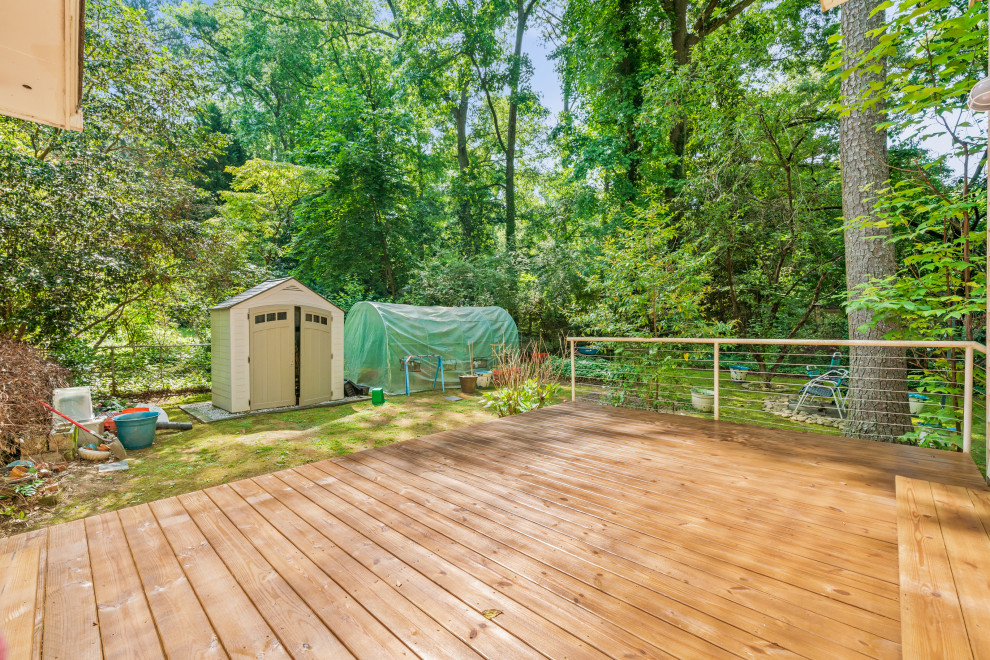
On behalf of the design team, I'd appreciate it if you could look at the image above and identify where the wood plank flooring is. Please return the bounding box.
[0,402,986,659]
[897,476,990,659]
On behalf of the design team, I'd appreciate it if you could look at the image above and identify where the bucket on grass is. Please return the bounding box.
[908,392,929,415]
[691,388,715,412]
[371,388,386,405]
[459,375,478,394]
[113,411,159,450]
[728,366,750,382]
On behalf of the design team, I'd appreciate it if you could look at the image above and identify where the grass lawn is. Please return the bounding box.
[17,389,522,533]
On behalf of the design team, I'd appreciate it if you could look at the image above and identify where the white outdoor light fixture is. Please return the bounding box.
[968,77,990,112]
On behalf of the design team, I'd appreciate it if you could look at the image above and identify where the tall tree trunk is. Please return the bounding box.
[840,0,910,441]
[505,4,527,252]
[660,0,757,197]
[455,82,470,173]
[453,80,476,252]
[505,0,538,251]
[617,0,642,193]
[667,0,694,191]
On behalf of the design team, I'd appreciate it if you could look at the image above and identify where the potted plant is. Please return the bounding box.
[459,374,478,393]
[460,343,478,394]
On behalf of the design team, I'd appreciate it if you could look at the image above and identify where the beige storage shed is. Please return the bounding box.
[210,277,344,413]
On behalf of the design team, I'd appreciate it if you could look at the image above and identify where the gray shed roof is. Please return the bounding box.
[210,277,293,310]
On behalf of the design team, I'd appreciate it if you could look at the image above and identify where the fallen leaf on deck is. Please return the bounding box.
[481,609,501,620]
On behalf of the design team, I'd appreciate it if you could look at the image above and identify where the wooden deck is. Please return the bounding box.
[896,476,990,659]
[1,402,987,659]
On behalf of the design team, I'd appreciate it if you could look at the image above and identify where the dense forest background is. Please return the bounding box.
[0,0,986,357]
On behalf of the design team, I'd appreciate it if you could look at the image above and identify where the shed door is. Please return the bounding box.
[300,306,333,406]
[249,306,295,410]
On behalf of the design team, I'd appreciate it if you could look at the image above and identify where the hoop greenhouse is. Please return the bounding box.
[344,302,519,394]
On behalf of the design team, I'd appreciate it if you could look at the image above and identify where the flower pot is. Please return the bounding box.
[729,366,749,382]
[474,370,492,388]
[691,388,715,412]
[909,393,929,415]
[459,375,478,394]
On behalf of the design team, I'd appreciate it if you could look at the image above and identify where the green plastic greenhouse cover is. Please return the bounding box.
[344,302,519,394]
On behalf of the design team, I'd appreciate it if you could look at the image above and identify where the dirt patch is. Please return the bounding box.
[0,459,127,536]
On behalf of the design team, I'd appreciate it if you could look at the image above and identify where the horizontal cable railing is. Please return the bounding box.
[567,337,988,480]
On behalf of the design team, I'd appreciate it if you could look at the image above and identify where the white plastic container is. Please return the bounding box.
[691,388,715,412]
[729,366,750,382]
[52,387,93,423]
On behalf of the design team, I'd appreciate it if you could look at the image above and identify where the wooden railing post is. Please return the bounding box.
[713,342,720,421]
[963,345,973,454]
[570,340,576,403]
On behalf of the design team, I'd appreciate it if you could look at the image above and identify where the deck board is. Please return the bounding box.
[116,503,226,659]
[897,476,990,659]
[2,402,987,659]
[43,520,100,660]
[85,512,164,660]
[0,546,40,660]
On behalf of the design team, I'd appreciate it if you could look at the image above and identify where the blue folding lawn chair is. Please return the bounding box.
[807,351,842,378]
[796,368,849,418]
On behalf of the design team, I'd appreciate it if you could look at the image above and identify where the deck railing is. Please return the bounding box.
[567,337,988,479]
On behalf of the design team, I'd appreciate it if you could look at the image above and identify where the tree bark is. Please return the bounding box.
[452,79,476,252]
[667,0,694,188]
[617,0,642,193]
[505,2,532,252]
[839,0,910,441]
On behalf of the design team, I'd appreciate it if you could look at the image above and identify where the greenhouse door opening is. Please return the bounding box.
[299,306,333,406]
[249,306,295,410]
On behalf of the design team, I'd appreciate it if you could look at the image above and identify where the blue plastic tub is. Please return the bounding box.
[114,411,159,450]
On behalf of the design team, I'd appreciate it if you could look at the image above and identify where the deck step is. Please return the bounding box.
[897,475,990,659]
[0,546,41,660]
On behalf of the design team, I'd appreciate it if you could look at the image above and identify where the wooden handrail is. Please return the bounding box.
[567,337,988,354]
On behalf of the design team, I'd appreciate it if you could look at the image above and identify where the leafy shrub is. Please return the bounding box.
[549,355,613,381]
[482,379,561,417]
